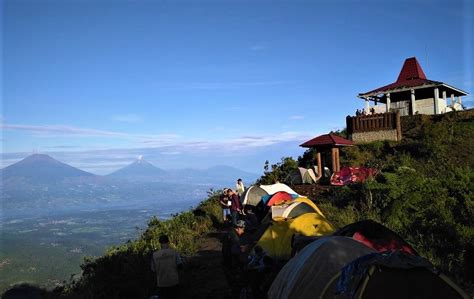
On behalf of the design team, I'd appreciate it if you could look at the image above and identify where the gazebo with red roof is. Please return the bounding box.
[358,57,468,116]
[300,133,353,177]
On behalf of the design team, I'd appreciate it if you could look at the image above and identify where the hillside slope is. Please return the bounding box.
[3,110,472,298]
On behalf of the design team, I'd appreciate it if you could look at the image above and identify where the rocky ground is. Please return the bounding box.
[180,231,232,299]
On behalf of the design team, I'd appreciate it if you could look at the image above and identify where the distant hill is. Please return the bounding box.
[107,158,167,181]
[0,154,258,215]
[105,158,259,186]
[0,154,95,183]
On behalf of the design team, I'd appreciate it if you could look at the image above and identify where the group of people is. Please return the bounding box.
[355,107,376,116]
[220,179,277,297]
[149,178,274,298]
[219,178,246,226]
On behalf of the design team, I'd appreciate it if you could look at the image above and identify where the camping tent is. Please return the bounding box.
[271,197,326,219]
[269,238,469,299]
[284,167,317,185]
[241,185,269,206]
[334,220,418,255]
[268,236,376,299]
[260,183,298,195]
[256,213,334,260]
[265,191,294,207]
[314,166,331,178]
[321,251,469,299]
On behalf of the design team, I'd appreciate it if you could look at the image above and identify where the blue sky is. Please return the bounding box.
[2,0,473,174]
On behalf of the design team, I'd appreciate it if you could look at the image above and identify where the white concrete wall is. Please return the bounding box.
[365,96,450,116]
[416,98,436,115]
[436,96,447,113]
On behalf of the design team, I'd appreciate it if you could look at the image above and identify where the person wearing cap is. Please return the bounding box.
[221,220,247,295]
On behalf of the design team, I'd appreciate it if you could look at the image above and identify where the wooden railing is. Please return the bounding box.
[346,112,401,134]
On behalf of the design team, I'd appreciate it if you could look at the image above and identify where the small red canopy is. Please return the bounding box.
[300,133,353,148]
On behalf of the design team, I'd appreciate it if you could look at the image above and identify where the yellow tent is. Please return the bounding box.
[293,197,326,218]
[270,197,327,220]
[256,212,334,260]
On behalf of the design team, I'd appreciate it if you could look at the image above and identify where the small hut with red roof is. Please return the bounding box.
[300,133,353,177]
[358,57,467,116]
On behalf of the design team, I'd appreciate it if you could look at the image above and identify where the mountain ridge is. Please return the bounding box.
[0,154,95,183]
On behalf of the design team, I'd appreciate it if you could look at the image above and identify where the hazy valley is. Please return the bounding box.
[0,154,258,292]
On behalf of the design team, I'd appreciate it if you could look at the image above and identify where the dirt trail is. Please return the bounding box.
[180,230,232,299]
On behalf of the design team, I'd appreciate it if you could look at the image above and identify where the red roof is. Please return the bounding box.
[360,57,441,96]
[300,134,353,148]
[396,57,427,82]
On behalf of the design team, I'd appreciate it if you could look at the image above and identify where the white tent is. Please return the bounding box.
[241,185,269,206]
[284,168,318,185]
[260,183,298,195]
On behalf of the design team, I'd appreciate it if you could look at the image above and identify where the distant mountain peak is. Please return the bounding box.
[1,154,94,182]
[107,159,166,180]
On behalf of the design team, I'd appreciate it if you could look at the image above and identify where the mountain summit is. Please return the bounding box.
[0,154,94,183]
[107,158,167,181]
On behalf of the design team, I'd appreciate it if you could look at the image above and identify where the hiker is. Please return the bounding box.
[219,188,231,222]
[236,178,245,197]
[151,235,183,299]
[221,220,247,295]
[227,189,242,226]
[222,220,247,268]
[370,107,375,114]
[356,109,361,116]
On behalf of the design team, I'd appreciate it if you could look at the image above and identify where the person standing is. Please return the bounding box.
[227,189,242,226]
[151,235,183,299]
[221,220,247,296]
[219,188,231,222]
[235,178,245,197]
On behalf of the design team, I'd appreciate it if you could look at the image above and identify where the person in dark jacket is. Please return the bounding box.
[221,220,247,296]
[226,189,242,226]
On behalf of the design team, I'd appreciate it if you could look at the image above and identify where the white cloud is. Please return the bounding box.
[1,123,181,142]
[161,151,181,155]
[1,123,129,137]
